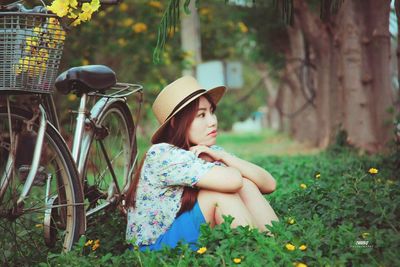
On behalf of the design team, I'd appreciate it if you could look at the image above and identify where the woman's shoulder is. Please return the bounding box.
[146,143,186,159]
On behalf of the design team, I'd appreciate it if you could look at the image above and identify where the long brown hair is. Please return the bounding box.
[125,94,216,216]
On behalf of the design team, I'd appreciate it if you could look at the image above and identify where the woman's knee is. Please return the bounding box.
[240,178,260,194]
[238,178,265,203]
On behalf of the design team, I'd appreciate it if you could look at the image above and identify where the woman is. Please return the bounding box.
[125,76,278,251]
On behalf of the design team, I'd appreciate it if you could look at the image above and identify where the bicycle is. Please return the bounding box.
[0,1,142,264]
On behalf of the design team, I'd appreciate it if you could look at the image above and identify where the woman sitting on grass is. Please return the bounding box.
[125,76,279,251]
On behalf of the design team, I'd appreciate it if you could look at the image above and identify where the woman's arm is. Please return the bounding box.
[195,166,243,192]
[191,145,276,194]
[219,152,276,193]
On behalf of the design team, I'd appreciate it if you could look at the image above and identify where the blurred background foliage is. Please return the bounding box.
[57,0,283,137]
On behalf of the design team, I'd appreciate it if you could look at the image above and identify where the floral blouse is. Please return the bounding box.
[126,143,224,246]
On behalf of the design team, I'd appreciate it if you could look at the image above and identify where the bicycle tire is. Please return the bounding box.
[80,101,136,217]
[0,107,85,265]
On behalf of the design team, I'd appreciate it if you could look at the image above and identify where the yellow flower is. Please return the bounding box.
[33,27,41,35]
[47,0,99,27]
[92,243,100,250]
[81,59,89,65]
[233,258,242,264]
[122,18,134,27]
[25,37,38,48]
[88,239,100,250]
[69,0,79,9]
[299,244,307,251]
[238,22,248,33]
[88,0,100,12]
[85,239,93,246]
[38,49,49,60]
[117,38,127,47]
[148,1,163,9]
[119,3,128,12]
[132,22,148,33]
[168,29,175,38]
[361,232,370,239]
[49,17,59,26]
[68,94,77,101]
[300,183,307,189]
[199,8,211,16]
[315,173,321,179]
[293,263,307,267]
[288,218,295,224]
[368,168,378,174]
[35,223,43,228]
[197,247,207,254]
[24,57,46,77]
[55,29,66,42]
[71,19,82,27]
[47,0,69,17]
[79,3,95,21]
[285,243,296,251]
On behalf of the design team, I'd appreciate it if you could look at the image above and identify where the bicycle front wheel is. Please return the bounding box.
[0,107,85,265]
[80,101,136,217]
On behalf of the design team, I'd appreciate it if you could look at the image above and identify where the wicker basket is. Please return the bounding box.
[0,12,66,94]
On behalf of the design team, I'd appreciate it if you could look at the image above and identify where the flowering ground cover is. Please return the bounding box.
[35,131,399,267]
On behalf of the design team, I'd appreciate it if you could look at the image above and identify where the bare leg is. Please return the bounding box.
[197,189,256,229]
[238,178,279,232]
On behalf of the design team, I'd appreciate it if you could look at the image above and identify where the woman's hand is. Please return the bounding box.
[190,145,224,162]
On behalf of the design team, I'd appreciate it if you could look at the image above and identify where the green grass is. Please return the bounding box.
[137,129,320,160]
[13,131,400,266]
[217,130,320,157]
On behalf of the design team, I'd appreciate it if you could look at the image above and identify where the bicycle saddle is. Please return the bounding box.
[55,65,117,95]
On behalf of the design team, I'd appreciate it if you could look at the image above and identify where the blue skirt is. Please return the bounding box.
[139,201,206,251]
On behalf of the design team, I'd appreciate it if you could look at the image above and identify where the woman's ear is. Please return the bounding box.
[170,118,175,128]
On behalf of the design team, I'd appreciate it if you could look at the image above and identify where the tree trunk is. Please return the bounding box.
[256,64,281,130]
[181,0,202,76]
[336,0,377,151]
[293,0,334,148]
[279,0,393,152]
[396,0,400,99]
[364,0,393,150]
[285,15,318,145]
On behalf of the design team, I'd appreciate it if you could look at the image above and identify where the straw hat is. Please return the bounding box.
[151,76,226,143]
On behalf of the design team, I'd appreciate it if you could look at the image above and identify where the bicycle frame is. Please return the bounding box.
[76,85,143,216]
[0,83,142,212]
[0,98,47,204]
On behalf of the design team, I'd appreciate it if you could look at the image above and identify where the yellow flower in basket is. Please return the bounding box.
[48,0,100,27]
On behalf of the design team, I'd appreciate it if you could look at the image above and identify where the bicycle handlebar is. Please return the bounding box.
[1,0,122,13]
[0,3,46,13]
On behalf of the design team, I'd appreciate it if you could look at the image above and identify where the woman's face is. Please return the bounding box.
[188,96,218,146]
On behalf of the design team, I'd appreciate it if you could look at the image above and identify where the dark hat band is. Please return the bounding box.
[165,89,206,121]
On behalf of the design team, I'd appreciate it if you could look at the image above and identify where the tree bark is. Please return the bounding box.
[396,0,400,100]
[256,64,281,130]
[293,0,334,148]
[364,0,393,150]
[336,0,377,151]
[285,14,318,145]
[181,0,202,76]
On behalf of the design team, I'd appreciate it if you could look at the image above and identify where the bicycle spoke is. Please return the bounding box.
[1,107,84,264]
[82,102,135,216]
